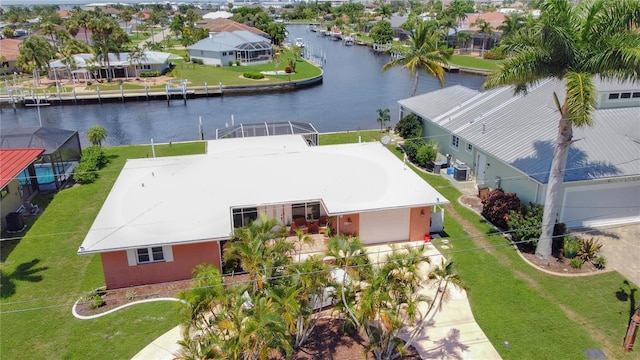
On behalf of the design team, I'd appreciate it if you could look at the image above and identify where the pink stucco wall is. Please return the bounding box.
[101,241,221,289]
[409,207,431,241]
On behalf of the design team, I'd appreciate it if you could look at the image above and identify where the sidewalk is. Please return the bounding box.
[132,241,500,359]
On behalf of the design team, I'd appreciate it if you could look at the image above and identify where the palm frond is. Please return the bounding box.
[564,72,596,127]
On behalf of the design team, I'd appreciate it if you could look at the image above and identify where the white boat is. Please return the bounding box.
[294,38,306,48]
[343,37,354,46]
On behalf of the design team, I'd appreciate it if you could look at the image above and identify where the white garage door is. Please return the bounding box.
[358,208,410,244]
[561,181,640,228]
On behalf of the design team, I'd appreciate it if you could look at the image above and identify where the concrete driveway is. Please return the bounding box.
[570,223,640,287]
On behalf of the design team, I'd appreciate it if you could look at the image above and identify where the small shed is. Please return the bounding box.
[0,127,81,192]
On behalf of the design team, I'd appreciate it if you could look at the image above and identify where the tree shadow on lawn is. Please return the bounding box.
[0,259,48,299]
[615,280,638,319]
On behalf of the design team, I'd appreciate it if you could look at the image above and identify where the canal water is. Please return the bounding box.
[1,25,486,146]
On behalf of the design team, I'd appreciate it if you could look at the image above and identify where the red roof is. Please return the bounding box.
[0,148,45,189]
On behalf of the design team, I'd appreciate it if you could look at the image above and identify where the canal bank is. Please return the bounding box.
[3,74,324,108]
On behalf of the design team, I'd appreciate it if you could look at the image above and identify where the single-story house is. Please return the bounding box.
[202,11,233,20]
[0,127,82,193]
[194,18,269,38]
[187,30,273,67]
[398,79,640,228]
[0,38,22,74]
[0,148,45,232]
[78,135,449,289]
[48,51,172,81]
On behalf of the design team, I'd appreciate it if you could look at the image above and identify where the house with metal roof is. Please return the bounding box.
[0,148,45,232]
[48,51,172,81]
[398,79,640,228]
[78,135,448,289]
[187,30,273,67]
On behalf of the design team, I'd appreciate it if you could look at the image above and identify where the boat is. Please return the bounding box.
[330,27,342,41]
[294,38,306,48]
[343,36,354,46]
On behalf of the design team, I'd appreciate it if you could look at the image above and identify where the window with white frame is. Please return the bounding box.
[127,246,173,266]
[451,135,460,149]
[141,64,151,70]
[137,246,165,263]
[466,143,473,153]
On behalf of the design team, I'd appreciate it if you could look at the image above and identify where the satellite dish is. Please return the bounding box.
[381,135,390,145]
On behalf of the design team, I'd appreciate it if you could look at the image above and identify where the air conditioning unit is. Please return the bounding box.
[453,164,470,181]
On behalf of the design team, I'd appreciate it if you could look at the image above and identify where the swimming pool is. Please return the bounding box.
[34,164,55,184]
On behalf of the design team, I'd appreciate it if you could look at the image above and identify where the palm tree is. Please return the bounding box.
[472,18,493,55]
[86,125,107,146]
[93,37,120,82]
[17,36,54,87]
[382,21,452,96]
[224,213,293,294]
[497,13,525,40]
[425,259,467,319]
[129,47,147,78]
[483,0,640,259]
[376,108,390,131]
[456,31,472,53]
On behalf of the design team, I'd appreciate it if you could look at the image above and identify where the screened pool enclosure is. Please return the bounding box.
[215,121,319,146]
[1,127,81,194]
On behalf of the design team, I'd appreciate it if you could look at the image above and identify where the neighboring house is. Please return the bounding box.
[398,79,640,229]
[48,51,172,80]
[202,11,233,19]
[78,135,449,289]
[0,148,45,232]
[194,18,269,38]
[0,38,22,74]
[187,30,273,66]
[0,127,81,193]
[35,25,95,46]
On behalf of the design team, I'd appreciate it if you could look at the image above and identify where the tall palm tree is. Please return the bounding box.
[86,125,107,146]
[382,21,452,95]
[497,12,525,40]
[456,31,472,53]
[425,258,467,319]
[128,47,147,78]
[484,0,640,259]
[93,37,120,81]
[472,18,493,55]
[17,36,54,87]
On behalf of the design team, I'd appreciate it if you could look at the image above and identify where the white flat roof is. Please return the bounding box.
[79,135,448,254]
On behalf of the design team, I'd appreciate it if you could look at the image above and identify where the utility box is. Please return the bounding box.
[453,164,470,181]
[433,161,445,174]
[478,184,490,200]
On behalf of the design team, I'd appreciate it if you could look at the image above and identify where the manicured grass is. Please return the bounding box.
[0,142,205,360]
[387,145,637,359]
[450,54,503,71]
[319,130,384,145]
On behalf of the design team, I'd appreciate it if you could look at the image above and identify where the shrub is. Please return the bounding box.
[395,113,423,139]
[228,60,234,66]
[483,47,507,60]
[481,189,521,230]
[284,67,292,73]
[73,161,98,184]
[594,255,607,269]
[236,60,241,66]
[86,81,92,86]
[140,71,160,78]
[570,257,583,269]
[563,237,580,259]
[402,138,426,164]
[82,146,107,168]
[577,237,602,263]
[243,72,265,80]
[81,287,106,309]
[507,203,543,243]
[125,290,137,301]
[191,58,203,65]
[415,142,438,167]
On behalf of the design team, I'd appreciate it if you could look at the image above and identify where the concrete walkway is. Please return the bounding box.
[132,241,500,359]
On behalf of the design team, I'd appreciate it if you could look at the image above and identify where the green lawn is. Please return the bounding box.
[387,145,637,359]
[319,129,384,145]
[450,54,503,71]
[0,142,205,360]
[1,136,636,359]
